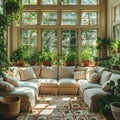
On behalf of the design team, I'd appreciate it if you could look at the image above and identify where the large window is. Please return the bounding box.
[19,0,101,65]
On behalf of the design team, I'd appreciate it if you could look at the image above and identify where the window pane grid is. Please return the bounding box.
[22,0,37,5]
[62,12,77,25]
[81,12,97,25]
[22,12,37,25]
[81,0,98,5]
[41,12,58,25]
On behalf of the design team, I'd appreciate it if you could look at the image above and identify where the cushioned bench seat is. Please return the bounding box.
[58,78,78,95]
[39,79,58,95]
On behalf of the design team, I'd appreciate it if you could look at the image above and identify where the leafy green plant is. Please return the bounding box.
[66,52,77,62]
[0,0,22,77]
[80,46,93,62]
[99,79,120,114]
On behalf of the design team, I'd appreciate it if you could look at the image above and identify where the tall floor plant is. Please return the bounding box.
[0,0,22,77]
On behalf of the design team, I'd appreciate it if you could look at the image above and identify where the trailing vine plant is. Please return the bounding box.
[0,0,22,77]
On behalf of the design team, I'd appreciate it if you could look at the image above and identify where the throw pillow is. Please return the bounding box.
[18,67,36,81]
[88,73,99,83]
[59,66,75,79]
[73,71,86,80]
[4,74,19,87]
[0,80,15,92]
[102,80,112,92]
[31,66,41,78]
[41,66,58,79]
[100,71,112,85]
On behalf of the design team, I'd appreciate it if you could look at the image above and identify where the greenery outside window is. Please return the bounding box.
[115,25,120,39]
[0,0,3,14]
[81,29,97,61]
[21,29,37,52]
[81,11,97,25]
[81,0,98,5]
[42,0,57,5]
[42,30,57,53]
[62,12,77,25]
[61,0,77,5]
[22,12,37,25]
[115,4,120,22]
[22,0,37,5]
[62,30,77,55]
[41,11,58,25]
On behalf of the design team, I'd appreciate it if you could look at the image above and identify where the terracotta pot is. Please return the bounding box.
[43,61,51,66]
[66,62,75,66]
[83,60,89,66]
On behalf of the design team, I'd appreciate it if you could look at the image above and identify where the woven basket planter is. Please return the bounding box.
[1,96,21,119]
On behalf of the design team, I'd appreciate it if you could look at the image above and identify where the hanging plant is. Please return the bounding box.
[3,0,22,22]
[0,0,22,77]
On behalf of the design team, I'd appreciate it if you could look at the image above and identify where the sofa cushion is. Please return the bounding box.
[0,80,15,92]
[18,67,37,81]
[109,73,120,85]
[31,66,41,78]
[41,66,58,79]
[59,66,75,79]
[79,82,101,93]
[95,66,105,76]
[73,71,86,80]
[100,71,112,85]
[88,73,99,83]
[86,67,97,80]
[4,74,19,87]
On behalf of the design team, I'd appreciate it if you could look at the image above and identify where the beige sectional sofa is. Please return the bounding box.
[78,67,120,112]
[0,65,120,114]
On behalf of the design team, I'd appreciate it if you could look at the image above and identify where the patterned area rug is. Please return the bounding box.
[16,95,106,120]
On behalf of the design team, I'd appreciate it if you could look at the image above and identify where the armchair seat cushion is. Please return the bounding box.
[58,78,78,95]
[39,79,58,95]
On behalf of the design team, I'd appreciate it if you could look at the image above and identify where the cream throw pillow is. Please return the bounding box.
[19,67,36,81]
[100,71,112,85]
[88,73,99,83]
[4,74,19,87]
[59,66,75,79]
[73,71,86,80]
[0,80,15,92]
[41,66,58,79]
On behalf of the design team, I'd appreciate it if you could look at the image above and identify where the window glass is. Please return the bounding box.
[22,12,37,25]
[0,0,3,14]
[62,30,77,54]
[115,25,120,40]
[61,0,77,5]
[21,29,37,52]
[22,0,37,4]
[41,12,57,25]
[81,12,97,25]
[81,0,98,5]
[42,0,57,5]
[115,5,120,22]
[62,12,77,25]
[42,30,57,53]
[81,29,97,61]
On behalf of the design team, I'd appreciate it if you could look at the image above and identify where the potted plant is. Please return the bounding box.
[99,79,120,117]
[39,51,52,66]
[80,46,93,66]
[66,52,77,66]
[10,46,29,66]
